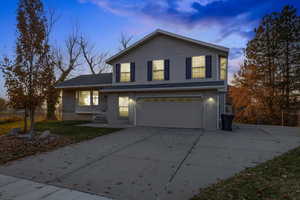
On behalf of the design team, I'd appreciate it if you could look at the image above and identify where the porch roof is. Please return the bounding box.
[55,73,112,89]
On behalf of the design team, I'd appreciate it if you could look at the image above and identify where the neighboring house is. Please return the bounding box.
[56,29,229,130]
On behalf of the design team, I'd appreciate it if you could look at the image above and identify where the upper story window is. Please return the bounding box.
[192,56,206,79]
[152,60,164,80]
[120,63,131,82]
[78,90,99,106]
[220,57,227,80]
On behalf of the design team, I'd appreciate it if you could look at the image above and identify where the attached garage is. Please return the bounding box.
[135,97,203,128]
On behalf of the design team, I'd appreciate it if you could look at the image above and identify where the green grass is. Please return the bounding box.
[35,120,122,142]
[0,116,22,124]
[191,146,300,200]
[0,115,43,135]
[0,120,26,135]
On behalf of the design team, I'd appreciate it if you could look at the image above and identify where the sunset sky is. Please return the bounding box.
[0,0,300,98]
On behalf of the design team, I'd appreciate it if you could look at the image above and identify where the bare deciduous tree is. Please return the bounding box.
[119,32,133,51]
[79,36,110,74]
[45,29,82,120]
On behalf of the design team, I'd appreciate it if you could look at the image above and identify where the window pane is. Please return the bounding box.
[78,91,90,106]
[152,60,164,80]
[119,96,129,107]
[119,107,129,117]
[120,63,131,82]
[119,97,129,117]
[220,57,227,80]
[192,56,205,68]
[153,70,164,80]
[120,72,130,82]
[192,66,205,78]
[220,69,226,80]
[153,60,164,70]
[121,63,130,72]
[93,91,99,105]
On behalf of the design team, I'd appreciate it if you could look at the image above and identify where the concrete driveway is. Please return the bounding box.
[0,125,299,200]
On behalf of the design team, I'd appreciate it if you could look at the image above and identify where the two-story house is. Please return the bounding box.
[56,29,229,130]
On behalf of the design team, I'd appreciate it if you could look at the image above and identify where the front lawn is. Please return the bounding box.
[0,120,122,165]
[191,146,300,200]
[35,120,121,143]
[0,120,25,136]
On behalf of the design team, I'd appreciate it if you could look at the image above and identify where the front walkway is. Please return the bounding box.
[0,174,111,200]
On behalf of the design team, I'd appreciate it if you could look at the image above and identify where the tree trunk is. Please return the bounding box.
[29,107,35,133]
[23,107,28,133]
[47,97,58,120]
[46,86,59,120]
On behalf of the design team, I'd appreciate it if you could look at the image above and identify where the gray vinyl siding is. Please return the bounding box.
[62,90,76,113]
[110,34,228,85]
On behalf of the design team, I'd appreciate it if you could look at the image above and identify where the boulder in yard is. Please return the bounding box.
[7,128,21,136]
[39,130,51,139]
[17,133,33,140]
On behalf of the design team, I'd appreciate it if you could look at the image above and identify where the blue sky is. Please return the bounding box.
[0,0,300,98]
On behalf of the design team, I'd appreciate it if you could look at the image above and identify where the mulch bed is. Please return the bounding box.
[0,135,73,165]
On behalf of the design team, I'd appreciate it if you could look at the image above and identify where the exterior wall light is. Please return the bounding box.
[207,97,215,103]
[129,98,135,104]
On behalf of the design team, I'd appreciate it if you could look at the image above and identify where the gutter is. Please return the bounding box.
[101,85,225,93]
[55,84,112,89]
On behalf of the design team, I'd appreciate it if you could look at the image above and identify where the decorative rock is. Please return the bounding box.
[39,130,51,139]
[17,133,33,140]
[8,128,21,136]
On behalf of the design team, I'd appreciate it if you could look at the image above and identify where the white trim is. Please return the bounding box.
[133,96,137,126]
[217,95,220,129]
[55,84,111,89]
[102,85,225,93]
[136,94,204,99]
[106,29,229,64]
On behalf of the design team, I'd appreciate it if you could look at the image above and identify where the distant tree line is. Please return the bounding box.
[231,5,300,125]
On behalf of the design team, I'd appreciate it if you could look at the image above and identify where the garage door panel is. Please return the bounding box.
[136,98,203,128]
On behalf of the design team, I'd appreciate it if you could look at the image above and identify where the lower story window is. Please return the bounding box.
[78,91,91,106]
[78,90,99,106]
[119,96,129,117]
[93,91,99,105]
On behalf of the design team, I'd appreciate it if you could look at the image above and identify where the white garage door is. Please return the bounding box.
[136,97,203,128]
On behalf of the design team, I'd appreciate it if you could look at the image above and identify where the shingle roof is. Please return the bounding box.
[55,73,112,88]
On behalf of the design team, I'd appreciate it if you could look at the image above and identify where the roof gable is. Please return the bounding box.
[106,29,229,64]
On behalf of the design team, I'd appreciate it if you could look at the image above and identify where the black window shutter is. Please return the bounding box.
[164,59,170,80]
[115,63,120,82]
[205,55,212,78]
[186,57,192,79]
[130,62,135,82]
[147,61,153,81]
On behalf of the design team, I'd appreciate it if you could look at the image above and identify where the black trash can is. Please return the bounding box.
[221,114,234,131]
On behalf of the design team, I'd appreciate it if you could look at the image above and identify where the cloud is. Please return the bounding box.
[229,48,244,60]
[228,55,244,83]
[80,0,300,41]
[78,0,300,83]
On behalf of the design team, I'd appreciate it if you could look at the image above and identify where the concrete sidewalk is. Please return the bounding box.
[0,174,112,200]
